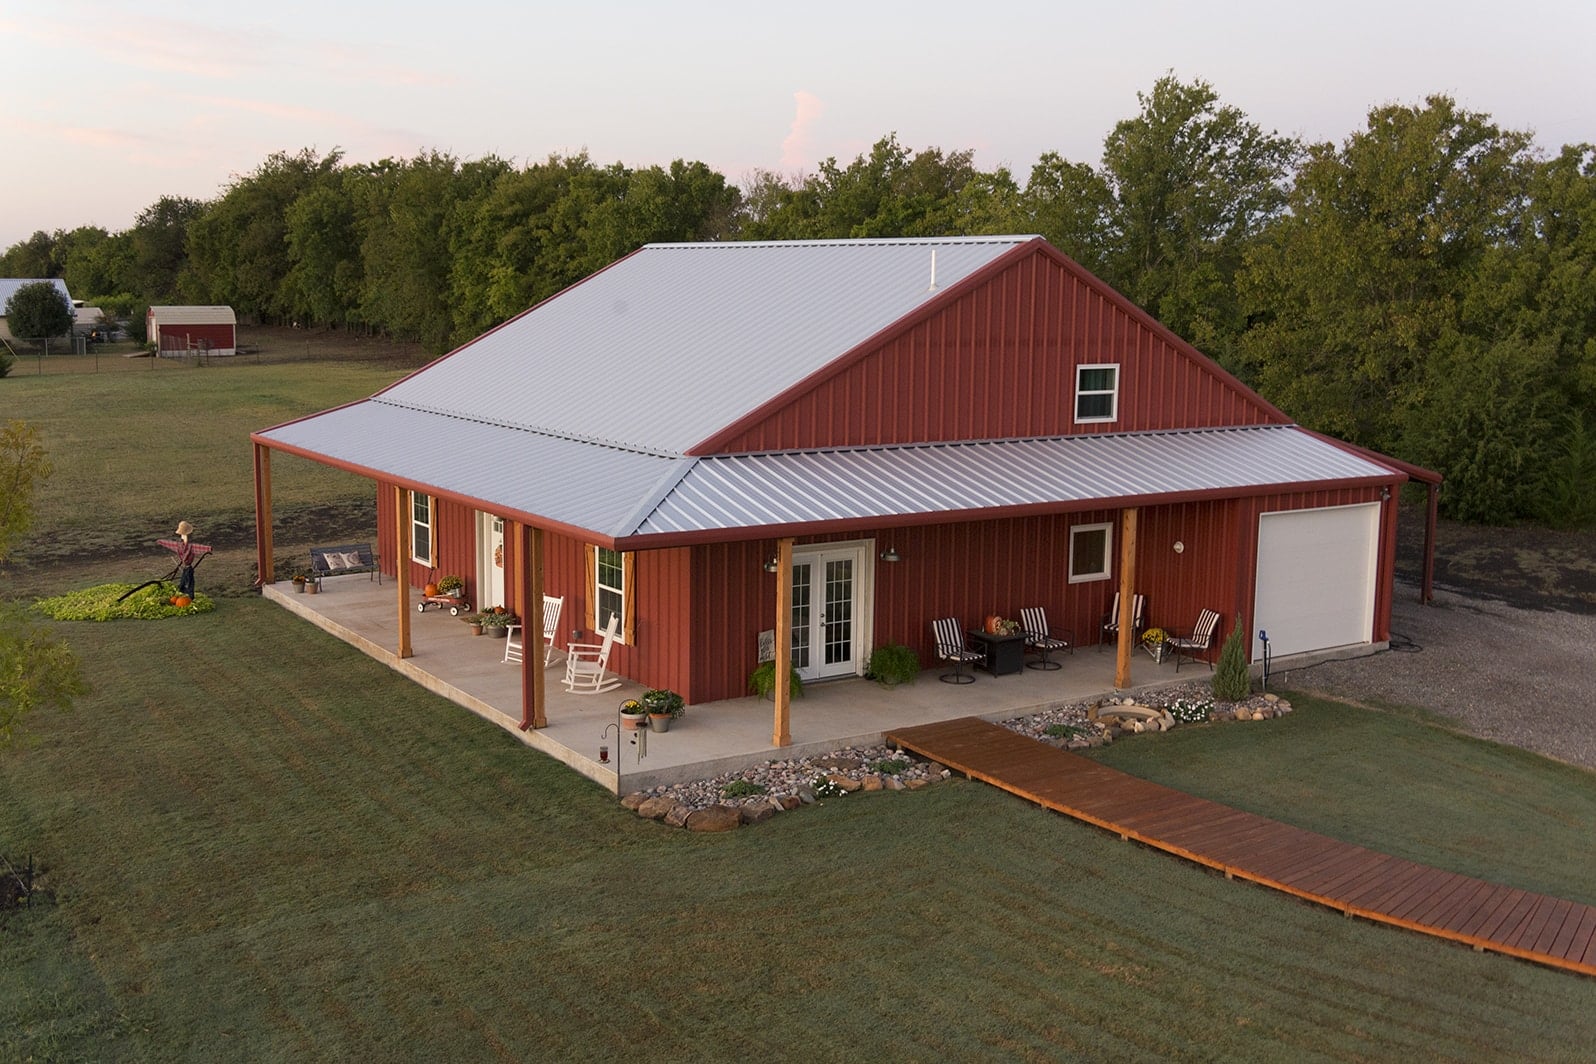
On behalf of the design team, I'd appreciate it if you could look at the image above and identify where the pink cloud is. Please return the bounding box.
[779,91,823,169]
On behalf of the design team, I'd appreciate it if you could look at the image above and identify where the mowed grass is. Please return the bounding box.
[2,359,406,596]
[3,601,1596,1062]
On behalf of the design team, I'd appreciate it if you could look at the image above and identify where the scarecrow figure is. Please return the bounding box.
[156,521,211,597]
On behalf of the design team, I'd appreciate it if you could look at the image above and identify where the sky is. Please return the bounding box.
[2,0,1592,249]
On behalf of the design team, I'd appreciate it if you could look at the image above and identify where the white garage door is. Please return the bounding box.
[1253,503,1379,659]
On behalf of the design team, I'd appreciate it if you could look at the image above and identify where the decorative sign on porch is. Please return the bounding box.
[758,629,775,664]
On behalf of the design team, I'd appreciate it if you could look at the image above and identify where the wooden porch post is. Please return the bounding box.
[395,485,412,659]
[1422,482,1438,604]
[773,537,793,747]
[1114,507,1138,689]
[252,443,273,588]
[520,523,547,730]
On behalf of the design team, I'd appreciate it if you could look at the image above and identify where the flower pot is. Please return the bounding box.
[620,712,648,731]
[486,625,508,639]
[306,582,319,595]
[293,581,305,594]
[469,624,484,636]
[648,713,671,733]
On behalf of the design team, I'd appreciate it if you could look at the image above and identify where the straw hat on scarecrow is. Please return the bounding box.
[176,520,193,537]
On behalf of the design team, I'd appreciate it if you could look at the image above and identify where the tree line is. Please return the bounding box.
[4,76,1592,527]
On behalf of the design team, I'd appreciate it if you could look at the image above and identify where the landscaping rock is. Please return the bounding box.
[662,803,693,828]
[620,792,649,811]
[814,755,863,771]
[797,786,816,805]
[885,777,905,791]
[685,805,742,832]
[827,773,863,793]
[635,796,676,820]
[861,775,884,792]
[778,794,802,811]
[906,779,928,790]
[740,803,775,826]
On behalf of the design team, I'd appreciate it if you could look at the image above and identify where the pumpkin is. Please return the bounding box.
[985,615,1003,635]
[173,595,192,608]
[423,582,439,597]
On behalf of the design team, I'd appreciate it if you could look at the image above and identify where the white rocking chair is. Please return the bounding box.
[504,594,565,667]
[562,614,622,694]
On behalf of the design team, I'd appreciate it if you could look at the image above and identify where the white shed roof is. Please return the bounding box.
[149,305,237,325]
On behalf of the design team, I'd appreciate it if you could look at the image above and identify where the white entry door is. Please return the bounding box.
[790,544,868,682]
[476,513,505,610]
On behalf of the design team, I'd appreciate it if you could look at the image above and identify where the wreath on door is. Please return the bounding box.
[494,544,504,568]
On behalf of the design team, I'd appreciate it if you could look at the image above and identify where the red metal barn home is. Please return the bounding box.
[251,236,1438,742]
[147,305,237,357]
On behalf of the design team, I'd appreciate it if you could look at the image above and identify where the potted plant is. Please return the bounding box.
[462,612,485,636]
[291,572,307,594]
[641,689,684,732]
[480,608,517,638]
[1140,627,1168,663]
[865,643,919,687]
[437,574,464,598]
[748,661,803,701]
[618,698,649,730]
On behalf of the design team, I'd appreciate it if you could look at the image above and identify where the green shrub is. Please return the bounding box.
[748,661,803,700]
[1043,722,1081,740]
[1211,619,1250,702]
[721,779,767,799]
[0,349,14,378]
[866,643,919,687]
[869,758,909,776]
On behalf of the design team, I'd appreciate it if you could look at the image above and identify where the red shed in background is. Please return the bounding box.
[148,305,236,357]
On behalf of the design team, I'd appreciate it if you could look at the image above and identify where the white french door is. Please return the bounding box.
[789,543,872,682]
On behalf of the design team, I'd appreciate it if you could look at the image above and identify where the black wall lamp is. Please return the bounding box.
[879,546,902,563]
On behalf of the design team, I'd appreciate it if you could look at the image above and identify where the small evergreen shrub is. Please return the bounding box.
[1044,722,1081,740]
[869,758,909,776]
[721,780,767,799]
[866,643,919,687]
[1212,619,1251,702]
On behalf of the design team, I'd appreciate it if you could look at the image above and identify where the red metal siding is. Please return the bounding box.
[153,322,234,352]
[374,485,477,594]
[707,251,1283,453]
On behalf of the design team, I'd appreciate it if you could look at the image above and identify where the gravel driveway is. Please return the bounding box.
[1277,582,1596,772]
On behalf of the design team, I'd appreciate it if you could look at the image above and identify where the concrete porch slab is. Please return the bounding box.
[263,575,1193,791]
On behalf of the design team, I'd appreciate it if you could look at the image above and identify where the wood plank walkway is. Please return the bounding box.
[887,717,1596,978]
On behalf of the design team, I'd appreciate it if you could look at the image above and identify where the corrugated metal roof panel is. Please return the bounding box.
[378,236,1033,456]
[0,277,72,309]
[257,400,687,540]
[633,426,1396,536]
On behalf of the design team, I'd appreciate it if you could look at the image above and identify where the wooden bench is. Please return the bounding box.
[309,543,381,589]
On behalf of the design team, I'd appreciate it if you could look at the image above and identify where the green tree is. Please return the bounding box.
[3,280,74,340]
[1096,74,1299,358]
[129,195,205,303]
[1019,151,1114,274]
[1237,96,1542,519]
[0,229,63,278]
[0,421,85,747]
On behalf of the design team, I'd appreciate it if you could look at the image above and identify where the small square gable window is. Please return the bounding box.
[1075,364,1119,423]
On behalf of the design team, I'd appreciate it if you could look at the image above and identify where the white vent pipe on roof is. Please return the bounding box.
[928,249,937,291]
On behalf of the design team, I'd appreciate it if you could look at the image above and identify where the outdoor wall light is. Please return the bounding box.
[879,546,902,563]
[1381,486,1392,500]
[764,557,780,573]
[1173,541,1185,554]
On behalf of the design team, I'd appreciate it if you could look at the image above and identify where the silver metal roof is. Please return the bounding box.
[0,277,72,311]
[259,401,1399,545]
[377,236,1035,456]
[149,305,237,325]
[634,425,1396,536]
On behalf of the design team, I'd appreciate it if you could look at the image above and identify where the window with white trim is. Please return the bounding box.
[410,493,434,566]
[595,546,626,641]
[1068,522,1112,583]
[1074,364,1119,423]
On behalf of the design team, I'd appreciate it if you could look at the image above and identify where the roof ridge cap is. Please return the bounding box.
[369,397,683,459]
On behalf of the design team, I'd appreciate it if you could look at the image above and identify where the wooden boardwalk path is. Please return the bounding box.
[886,717,1596,977]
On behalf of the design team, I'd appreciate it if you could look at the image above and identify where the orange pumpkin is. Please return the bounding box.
[423,582,440,597]
[985,615,1003,635]
[173,595,192,608]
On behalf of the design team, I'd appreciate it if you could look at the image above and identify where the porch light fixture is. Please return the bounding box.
[1173,541,1185,554]
[764,557,780,573]
[879,546,901,563]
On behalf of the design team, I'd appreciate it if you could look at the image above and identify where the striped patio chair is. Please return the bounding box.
[1019,606,1072,670]
[931,617,983,684]
[1169,608,1222,671]
[1099,592,1146,650]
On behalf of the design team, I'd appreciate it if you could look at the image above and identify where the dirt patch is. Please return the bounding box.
[234,324,433,370]
[1395,502,1596,615]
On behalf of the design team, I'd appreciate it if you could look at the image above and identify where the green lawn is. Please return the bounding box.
[3,599,1595,1062]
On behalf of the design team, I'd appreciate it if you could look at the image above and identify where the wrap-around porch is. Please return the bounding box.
[264,574,1189,792]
